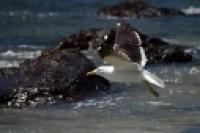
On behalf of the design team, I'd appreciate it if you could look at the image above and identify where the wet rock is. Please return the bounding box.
[142,38,192,63]
[57,22,192,64]
[56,28,111,50]
[0,49,110,108]
[0,21,192,108]
[98,0,185,18]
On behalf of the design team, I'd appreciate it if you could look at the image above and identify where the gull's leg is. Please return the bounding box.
[143,80,159,97]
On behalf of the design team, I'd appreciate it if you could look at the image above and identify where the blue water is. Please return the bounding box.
[0,0,200,133]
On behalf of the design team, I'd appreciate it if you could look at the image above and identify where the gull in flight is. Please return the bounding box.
[87,21,165,97]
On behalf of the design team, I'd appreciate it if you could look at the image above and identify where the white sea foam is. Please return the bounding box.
[162,38,178,44]
[0,50,42,67]
[189,67,200,75]
[0,50,41,59]
[0,11,60,18]
[99,14,132,20]
[18,44,45,50]
[0,60,20,68]
[73,98,116,109]
[184,47,200,60]
[147,101,172,106]
[184,47,200,56]
[182,6,200,15]
[73,96,129,109]
[184,48,193,54]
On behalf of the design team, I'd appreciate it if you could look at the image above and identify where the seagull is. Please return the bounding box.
[87,21,165,97]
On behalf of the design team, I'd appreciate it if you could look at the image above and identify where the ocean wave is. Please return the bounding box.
[0,60,20,68]
[0,50,41,59]
[182,6,200,15]
[73,96,129,109]
[147,101,172,106]
[162,38,179,44]
[18,44,45,50]
[189,67,200,75]
[99,14,132,20]
[73,98,116,109]
[0,10,91,20]
[0,11,60,18]
[184,47,200,60]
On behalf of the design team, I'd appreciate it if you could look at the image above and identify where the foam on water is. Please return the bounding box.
[73,96,130,109]
[0,1,199,132]
[0,10,94,22]
[18,44,45,50]
[0,11,60,18]
[0,50,41,59]
[162,38,179,44]
[0,60,20,67]
[99,14,132,20]
[189,67,200,75]
[74,98,115,109]
[182,6,200,15]
[184,47,200,60]
[147,101,172,106]
[0,50,42,67]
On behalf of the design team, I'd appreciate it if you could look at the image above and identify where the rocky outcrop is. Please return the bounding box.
[98,0,185,18]
[0,49,109,108]
[57,22,192,64]
[0,21,193,108]
[141,38,192,63]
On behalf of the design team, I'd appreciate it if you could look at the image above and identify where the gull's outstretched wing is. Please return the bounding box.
[114,21,147,67]
[115,21,142,47]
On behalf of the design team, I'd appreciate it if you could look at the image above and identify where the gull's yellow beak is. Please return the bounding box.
[86,69,97,76]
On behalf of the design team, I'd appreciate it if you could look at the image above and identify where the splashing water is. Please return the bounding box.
[182,6,200,15]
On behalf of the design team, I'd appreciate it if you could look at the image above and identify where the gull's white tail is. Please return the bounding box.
[142,69,165,88]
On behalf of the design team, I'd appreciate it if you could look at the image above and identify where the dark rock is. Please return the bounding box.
[56,28,111,50]
[57,22,192,64]
[142,38,192,63]
[0,21,192,108]
[0,49,110,108]
[98,0,185,18]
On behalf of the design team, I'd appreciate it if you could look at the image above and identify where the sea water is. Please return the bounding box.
[0,0,200,132]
